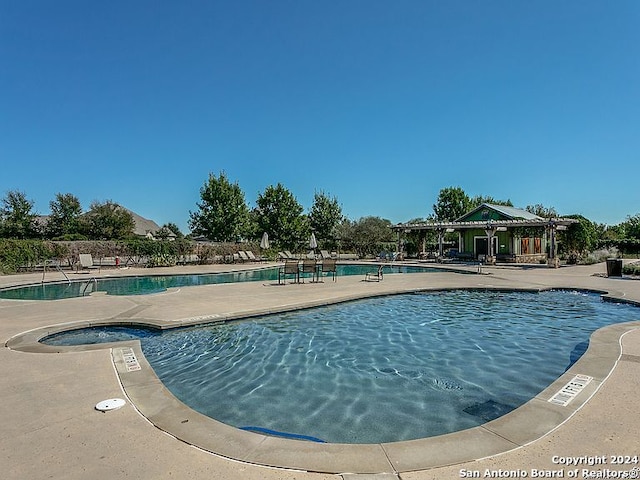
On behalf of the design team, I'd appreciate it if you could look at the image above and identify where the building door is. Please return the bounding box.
[475,237,488,256]
[474,237,498,258]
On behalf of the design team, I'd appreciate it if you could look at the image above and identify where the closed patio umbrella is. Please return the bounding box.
[309,233,318,250]
[260,232,270,250]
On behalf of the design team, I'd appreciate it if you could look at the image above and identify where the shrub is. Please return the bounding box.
[582,248,620,265]
[623,262,640,276]
[0,239,70,273]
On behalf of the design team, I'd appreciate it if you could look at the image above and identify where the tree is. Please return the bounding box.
[189,172,250,241]
[46,193,83,239]
[254,183,306,250]
[158,222,184,239]
[344,216,395,257]
[402,216,438,256]
[526,204,559,218]
[0,190,39,239]
[432,187,472,221]
[470,195,513,208]
[620,214,640,240]
[82,201,135,240]
[559,215,599,260]
[308,191,343,249]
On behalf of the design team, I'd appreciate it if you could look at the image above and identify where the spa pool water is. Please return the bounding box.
[44,290,640,444]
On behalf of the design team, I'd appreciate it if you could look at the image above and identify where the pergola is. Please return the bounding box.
[391,218,577,267]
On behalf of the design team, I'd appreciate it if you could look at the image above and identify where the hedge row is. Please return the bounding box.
[0,239,265,274]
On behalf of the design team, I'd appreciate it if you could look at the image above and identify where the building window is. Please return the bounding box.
[534,237,542,254]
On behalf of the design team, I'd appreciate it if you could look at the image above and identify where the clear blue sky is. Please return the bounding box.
[1,1,638,233]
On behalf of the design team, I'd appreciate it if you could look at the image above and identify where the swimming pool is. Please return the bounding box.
[0,264,443,301]
[43,289,640,444]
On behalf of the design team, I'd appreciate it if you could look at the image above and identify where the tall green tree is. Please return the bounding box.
[46,193,83,239]
[432,187,472,221]
[0,190,39,239]
[82,201,135,240]
[308,191,343,248]
[254,183,306,250]
[189,172,250,241]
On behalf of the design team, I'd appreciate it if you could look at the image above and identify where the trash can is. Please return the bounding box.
[606,259,623,277]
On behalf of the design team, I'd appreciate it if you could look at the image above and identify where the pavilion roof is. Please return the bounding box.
[391,217,577,232]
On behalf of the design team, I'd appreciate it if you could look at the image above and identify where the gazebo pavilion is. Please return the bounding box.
[392,203,577,267]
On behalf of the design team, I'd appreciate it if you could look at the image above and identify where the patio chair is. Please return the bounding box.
[78,254,100,273]
[364,265,384,282]
[245,251,263,262]
[300,258,318,283]
[278,259,300,284]
[238,251,251,262]
[319,258,337,282]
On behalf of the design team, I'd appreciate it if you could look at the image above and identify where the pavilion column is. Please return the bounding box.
[485,230,495,265]
[483,223,506,265]
[546,220,566,268]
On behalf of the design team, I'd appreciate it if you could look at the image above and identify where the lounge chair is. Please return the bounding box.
[278,259,300,284]
[300,258,318,283]
[319,258,337,282]
[238,251,251,262]
[78,253,100,273]
[364,265,384,282]
[320,249,333,259]
[245,251,263,262]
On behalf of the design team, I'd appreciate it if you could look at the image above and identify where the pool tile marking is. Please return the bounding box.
[120,347,141,372]
[548,374,593,406]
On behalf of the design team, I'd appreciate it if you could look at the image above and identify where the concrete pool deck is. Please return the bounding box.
[1,262,639,479]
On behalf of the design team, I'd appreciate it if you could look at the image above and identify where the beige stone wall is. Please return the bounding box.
[516,253,547,264]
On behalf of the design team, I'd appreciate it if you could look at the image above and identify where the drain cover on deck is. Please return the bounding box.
[95,398,126,412]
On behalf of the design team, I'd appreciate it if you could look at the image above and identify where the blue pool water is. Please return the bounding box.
[43,290,640,443]
[0,264,439,301]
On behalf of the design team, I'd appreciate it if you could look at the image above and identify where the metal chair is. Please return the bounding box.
[278,259,300,284]
[364,264,384,282]
[319,258,337,282]
[300,258,318,283]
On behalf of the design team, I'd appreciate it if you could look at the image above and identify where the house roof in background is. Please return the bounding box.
[122,207,162,236]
